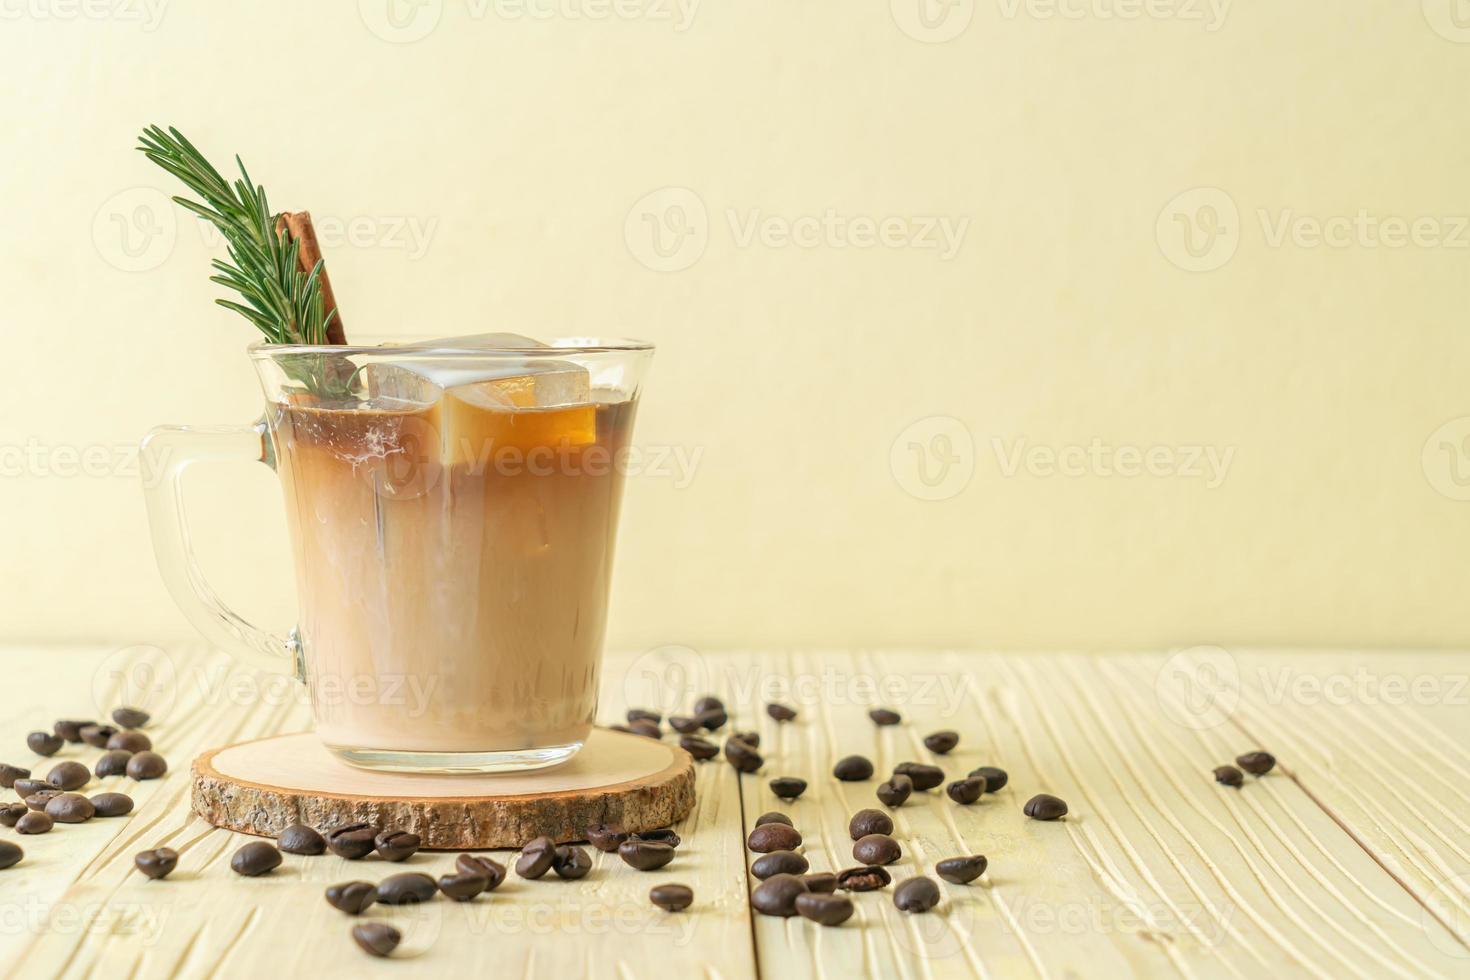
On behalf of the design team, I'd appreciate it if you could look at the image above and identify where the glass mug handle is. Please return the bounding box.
[139,420,304,682]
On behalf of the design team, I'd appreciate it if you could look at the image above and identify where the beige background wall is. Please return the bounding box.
[2,2,1468,651]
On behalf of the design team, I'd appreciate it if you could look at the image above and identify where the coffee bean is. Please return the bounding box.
[724,738,763,774]
[325,881,378,914]
[795,892,854,926]
[698,707,729,731]
[751,850,809,879]
[326,823,380,860]
[47,761,90,791]
[27,732,62,756]
[456,853,507,890]
[13,778,47,797]
[0,803,26,826]
[836,865,892,891]
[947,777,985,805]
[848,809,894,840]
[751,872,809,917]
[552,845,592,879]
[126,752,167,780]
[768,776,807,800]
[923,731,959,754]
[375,872,437,904]
[693,695,724,715]
[79,725,117,748]
[833,755,874,781]
[733,731,761,748]
[609,725,634,734]
[134,847,177,879]
[747,823,802,853]
[626,708,661,725]
[1213,765,1244,788]
[631,828,681,848]
[107,731,152,753]
[679,735,718,760]
[668,715,702,734]
[1023,794,1068,820]
[351,922,401,958]
[619,838,676,871]
[112,707,150,729]
[650,883,694,911]
[16,812,52,834]
[969,766,1008,792]
[53,720,91,743]
[25,791,60,811]
[95,751,132,778]
[803,872,838,893]
[231,841,282,876]
[90,792,133,817]
[278,823,326,855]
[0,764,30,788]
[0,840,22,870]
[894,876,941,912]
[374,830,420,862]
[754,811,792,828]
[45,793,94,823]
[893,762,945,791]
[936,855,988,883]
[438,870,489,900]
[766,702,797,722]
[869,708,901,726]
[586,822,629,853]
[1236,751,1276,776]
[877,774,913,807]
[516,836,556,878]
[852,834,901,865]
[628,719,662,739]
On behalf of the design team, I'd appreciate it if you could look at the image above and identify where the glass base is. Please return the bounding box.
[328,741,584,774]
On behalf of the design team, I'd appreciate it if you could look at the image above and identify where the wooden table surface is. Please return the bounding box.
[1,645,1467,978]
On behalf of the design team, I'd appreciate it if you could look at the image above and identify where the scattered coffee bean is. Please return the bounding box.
[374,829,420,862]
[631,828,681,848]
[438,870,489,900]
[751,850,809,879]
[16,812,52,835]
[869,708,902,726]
[13,778,47,797]
[53,720,91,744]
[795,892,854,926]
[1213,765,1244,788]
[877,774,914,807]
[586,822,629,852]
[769,777,807,800]
[90,792,133,817]
[134,847,177,879]
[351,922,401,958]
[552,845,592,880]
[733,730,761,748]
[1236,751,1276,776]
[626,708,661,725]
[619,838,676,871]
[126,752,167,780]
[803,872,838,893]
[79,724,117,748]
[25,791,60,811]
[698,707,729,731]
[231,841,282,876]
[833,755,874,781]
[747,823,802,853]
[0,840,22,870]
[1023,794,1068,820]
[47,761,90,791]
[27,732,62,757]
[894,876,941,912]
[628,719,663,739]
[751,872,809,917]
[668,715,702,734]
[947,777,985,805]
[325,881,378,914]
[0,803,26,826]
[326,823,380,860]
[693,695,724,715]
[923,731,959,754]
[278,823,326,855]
[969,766,1008,792]
[650,883,694,911]
[112,707,150,729]
[679,735,718,760]
[95,751,132,778]
[609,724,634,734]
[893,762,945,792]
[754,811,792,828]
[766,702,797,722]
[936,855,988,883]
[0,764,30,788]
[848,809,894,840]
[852,834,901,865]
[724,738,763,774]
[456,854,507,890]
[107,731,152,753]
[516,836,556,878]
[376,872,437,904]
[836,865,892,891]
[46,793,95,823]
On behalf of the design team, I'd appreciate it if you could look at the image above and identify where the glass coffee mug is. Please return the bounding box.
[141,338,653,773]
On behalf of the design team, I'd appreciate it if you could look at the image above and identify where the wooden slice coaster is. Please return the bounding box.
[192,728,694,849]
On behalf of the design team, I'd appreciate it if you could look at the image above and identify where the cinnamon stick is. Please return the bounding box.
[274,211,347,345]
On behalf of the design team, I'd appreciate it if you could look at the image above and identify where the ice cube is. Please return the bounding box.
[419,332,549,349]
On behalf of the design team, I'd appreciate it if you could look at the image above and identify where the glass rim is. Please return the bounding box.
[248,337,654,358]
